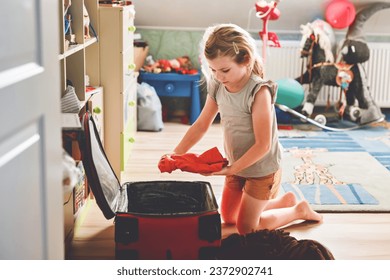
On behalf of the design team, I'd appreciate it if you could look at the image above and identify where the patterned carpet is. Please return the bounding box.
[277,113,390,212]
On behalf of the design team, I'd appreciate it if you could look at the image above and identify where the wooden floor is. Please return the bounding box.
[68,122,390,260]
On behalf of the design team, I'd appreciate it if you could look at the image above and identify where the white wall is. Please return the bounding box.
[132,0,390,36]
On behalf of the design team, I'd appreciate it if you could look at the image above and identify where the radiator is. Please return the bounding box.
[259,40,390,108]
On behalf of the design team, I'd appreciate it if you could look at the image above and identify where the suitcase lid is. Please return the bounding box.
[79,112,220,218]
[80,112,122,219]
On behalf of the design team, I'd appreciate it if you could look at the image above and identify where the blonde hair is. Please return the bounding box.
[200,23,264,92]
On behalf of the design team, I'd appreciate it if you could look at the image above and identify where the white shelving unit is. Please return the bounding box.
[99,4,138,180]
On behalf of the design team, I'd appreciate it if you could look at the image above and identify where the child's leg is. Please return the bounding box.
[245,169,296,211]
[259,200,323,230]
[248,169,297,210]
[220,175,245,224]
[236,194,268,234]
[236,193,322,234]
[236,169,322,234]
[263,191,297,211]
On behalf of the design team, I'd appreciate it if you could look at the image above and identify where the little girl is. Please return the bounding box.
[164,23,322,235]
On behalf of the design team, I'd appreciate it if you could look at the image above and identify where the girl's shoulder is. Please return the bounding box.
[249,74,274,84]
[248,75,276,90]
[248,75,278,103]
[208,79,222,100]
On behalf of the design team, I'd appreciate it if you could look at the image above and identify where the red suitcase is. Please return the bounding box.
[79,112,221,259]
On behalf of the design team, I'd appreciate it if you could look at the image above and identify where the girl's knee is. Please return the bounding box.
[257,215,275,230]
[236,220,257,235]
[221,211,236,224]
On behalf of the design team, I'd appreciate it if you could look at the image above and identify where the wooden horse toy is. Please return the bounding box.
[295,2,390,125]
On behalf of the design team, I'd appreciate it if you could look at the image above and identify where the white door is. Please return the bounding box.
[0,1,64,259]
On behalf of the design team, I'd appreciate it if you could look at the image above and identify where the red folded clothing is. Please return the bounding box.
[158,147,229,174]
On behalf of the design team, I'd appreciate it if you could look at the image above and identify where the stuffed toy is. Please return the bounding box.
[296,2,390,124]
[143,55,198,74]
[336,2,390,124]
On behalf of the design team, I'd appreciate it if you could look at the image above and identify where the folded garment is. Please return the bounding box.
[158,147,228,174]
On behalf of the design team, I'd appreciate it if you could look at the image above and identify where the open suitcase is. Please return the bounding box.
[79,112,221,259]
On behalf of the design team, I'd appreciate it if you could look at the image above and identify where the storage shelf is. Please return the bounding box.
[60,0,103,258]
[86,85,103,97]
[84,36,98,48]
[62,113,82,130]
[58,37,98,60]
[99,4,137,180]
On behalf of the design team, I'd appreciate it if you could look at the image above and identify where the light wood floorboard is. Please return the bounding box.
[68,122,390,260]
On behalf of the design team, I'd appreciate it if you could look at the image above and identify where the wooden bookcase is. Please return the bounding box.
[59,0,104,140]
[59,0,103,257]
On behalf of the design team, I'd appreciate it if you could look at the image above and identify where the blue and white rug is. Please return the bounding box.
[278,122,390,212]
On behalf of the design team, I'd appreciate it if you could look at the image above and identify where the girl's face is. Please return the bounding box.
[207,55,249,92]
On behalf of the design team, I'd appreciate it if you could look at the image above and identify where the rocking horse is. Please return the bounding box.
[295,2,390,125]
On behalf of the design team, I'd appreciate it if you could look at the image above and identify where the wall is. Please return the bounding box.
[133,0,390,108]
[132,0,390,36]
[134,0,390,65]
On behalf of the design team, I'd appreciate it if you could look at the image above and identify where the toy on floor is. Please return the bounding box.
[276,78,305,109]
[275,78,384,131]
[294,2,390,126]
[275,103,384,132]
[143,55,198,74]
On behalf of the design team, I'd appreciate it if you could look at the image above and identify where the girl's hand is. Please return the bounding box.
[201,166,235,176]
[160,152,175,160]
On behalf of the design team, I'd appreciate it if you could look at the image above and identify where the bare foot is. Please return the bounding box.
[264,191,298,211]
[296,200,323,222]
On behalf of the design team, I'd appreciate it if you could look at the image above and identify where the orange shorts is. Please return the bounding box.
[225,169,282,200]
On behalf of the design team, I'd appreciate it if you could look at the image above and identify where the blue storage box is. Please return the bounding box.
[139,72,201,124]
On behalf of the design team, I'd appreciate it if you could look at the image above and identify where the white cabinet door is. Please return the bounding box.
[0,0,63,259]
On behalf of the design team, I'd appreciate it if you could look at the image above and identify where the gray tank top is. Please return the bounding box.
[209,74,282,177]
